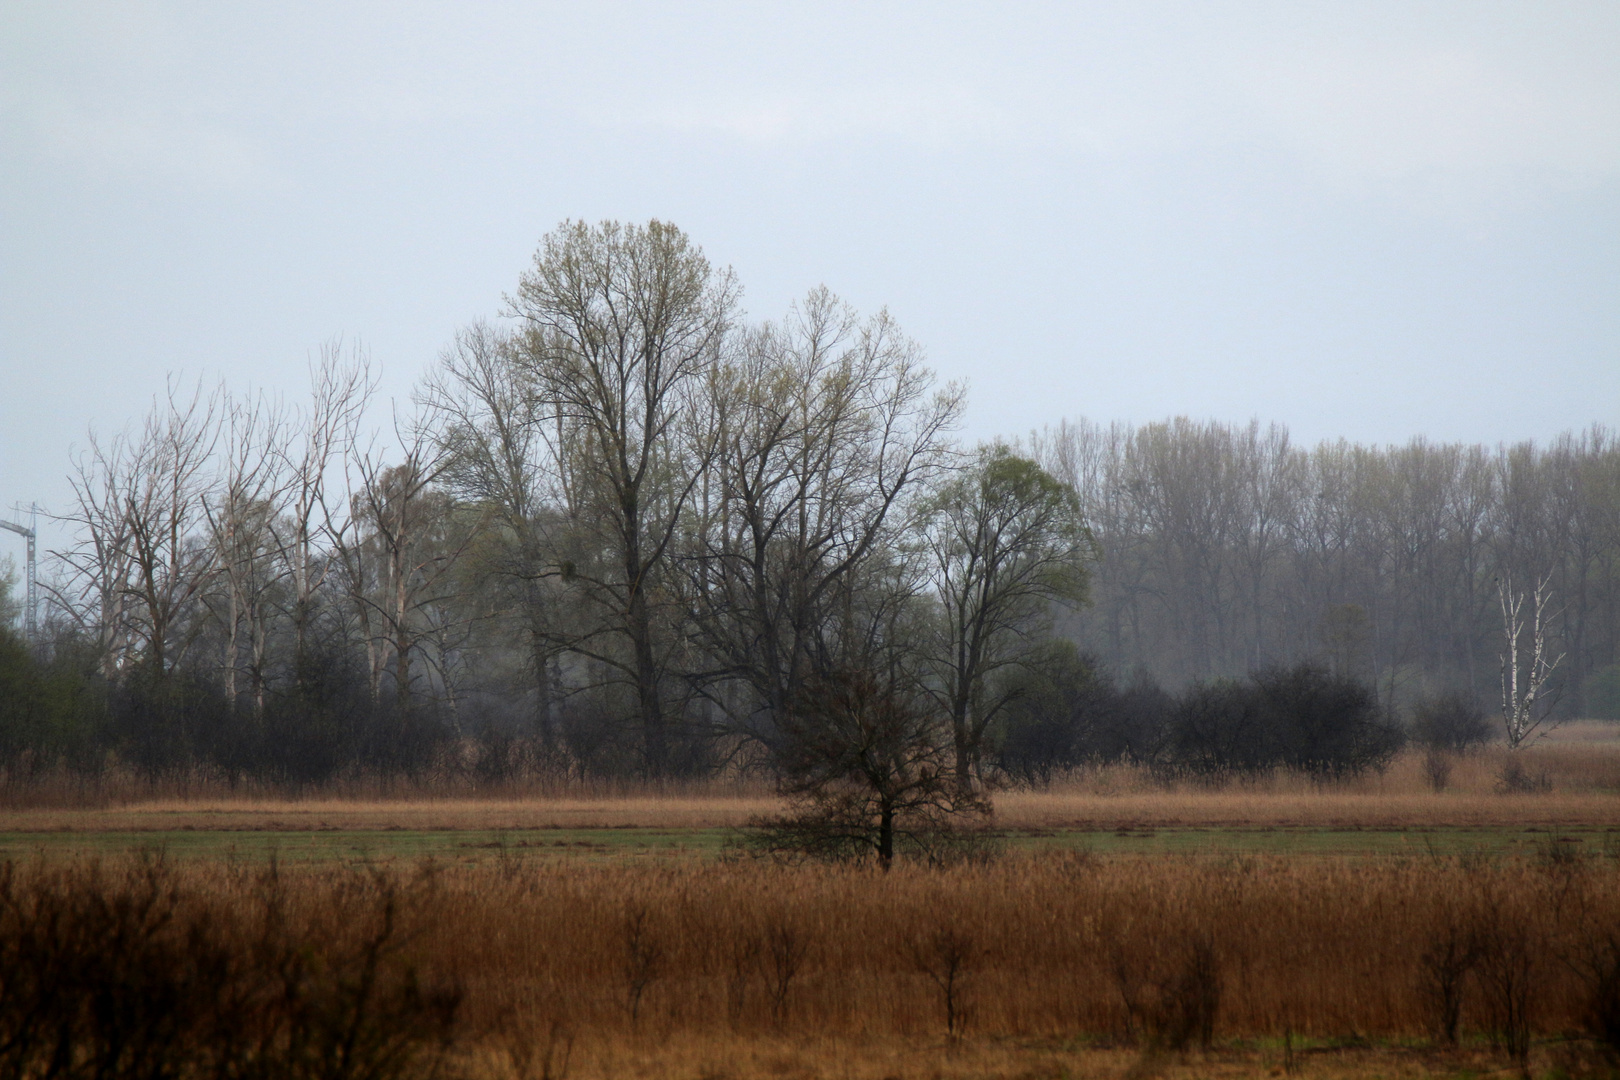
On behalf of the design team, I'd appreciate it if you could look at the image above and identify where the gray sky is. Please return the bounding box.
[2,2,1617,550]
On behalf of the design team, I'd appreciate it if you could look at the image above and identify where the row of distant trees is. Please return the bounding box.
[1030,418,1620,719]
[3,218,1617,790]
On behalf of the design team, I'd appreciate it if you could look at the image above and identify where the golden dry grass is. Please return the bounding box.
[453,1031,1611,1080]
[0,793,781,834]
[12,848,1620,1078]
[3,736,1616,835]
[6,732,1617,1076]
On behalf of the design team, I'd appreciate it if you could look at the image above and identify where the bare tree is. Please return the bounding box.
[275,341,374,665]
[202,391,290,710]
[56,430,138,680]
[1499,573,1564,749]
[765,666,985,871]
[419,320,562,738]
[118,380,222,679]
[507,219,738,773]
[686,288,962,742]
[339,423,464,706]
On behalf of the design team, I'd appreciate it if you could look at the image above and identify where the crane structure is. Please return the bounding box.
[0,504,38,642]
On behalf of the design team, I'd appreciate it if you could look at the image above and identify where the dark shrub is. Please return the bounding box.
[106,670,230,780]
[1252,663,1404,776]
[256,644,373,785]
[1411,691,1494,751]
[1164,663,1401,777]
[0,626,104,776]
[993,653,1173,784]
[993,646,1112,784]
[1163,677,1270,775]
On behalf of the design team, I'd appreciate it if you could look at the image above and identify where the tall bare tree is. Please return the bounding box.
[507,219,737,773]
[337,422,463,706]
[202,391,289,710]
[56,430,138,681]
[420,320,563,738]
[118,380,222,679]
[685,288,963,743]
[275,341,374,666]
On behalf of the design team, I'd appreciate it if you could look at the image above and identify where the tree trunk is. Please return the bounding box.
[630,587,666,775]
[952,707,974,794]
[878,802,895,871]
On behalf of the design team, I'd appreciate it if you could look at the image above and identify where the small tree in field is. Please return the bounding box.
[1498,574,1565,749]
[757,667,987,870]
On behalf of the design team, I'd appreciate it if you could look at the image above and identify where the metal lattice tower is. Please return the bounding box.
[0,504,37,642]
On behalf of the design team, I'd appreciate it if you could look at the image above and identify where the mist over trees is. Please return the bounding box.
[1029,419,1620,719]
[3,219,1618,790]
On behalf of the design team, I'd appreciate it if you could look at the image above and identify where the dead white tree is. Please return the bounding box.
[202,391,291,711]
[1498,573,1565,749]
[275,341,374,663]
[336,415,465,707]
[55,430,138,680]
[118,379,223,679]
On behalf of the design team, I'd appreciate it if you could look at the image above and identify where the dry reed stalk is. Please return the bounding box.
[462,1030,1571,1080]
[0,794,785,834]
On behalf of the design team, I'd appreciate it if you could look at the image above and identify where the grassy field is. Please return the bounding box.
[2,730,1619,1078]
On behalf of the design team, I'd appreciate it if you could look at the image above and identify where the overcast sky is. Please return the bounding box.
[2,2,1617,548]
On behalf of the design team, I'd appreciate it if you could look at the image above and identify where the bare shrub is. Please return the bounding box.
[726,932,761,1024]
[1418,911,1481,1044]
[1115,932,1221,1052]
[621,901,663,1023]
[1560,877,1620,1054]
[504,1017,574,1080]
[0,856,460,1080]
[1498,757,1552,794]
[1474,901,1541,1074]
[1423,749,1453,793]
[1411,692,1493,753]
[762,914,809,1024]
[907,923,978,1037]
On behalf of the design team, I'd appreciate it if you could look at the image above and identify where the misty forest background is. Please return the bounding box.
[2,220,1618,789]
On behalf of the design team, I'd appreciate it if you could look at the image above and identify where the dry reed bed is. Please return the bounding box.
[5,788,1618,835]
[427,853,1620,1046]
[3,741,1617,834]
[8,850,1620,1077]
[37,850,1604,1044]
[0,794,782,834]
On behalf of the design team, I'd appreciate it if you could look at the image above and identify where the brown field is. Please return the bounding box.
[4,730,1619,1078]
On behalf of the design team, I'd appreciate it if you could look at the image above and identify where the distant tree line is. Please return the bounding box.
[1,219,1616,792]
[1028,418,1620,720]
